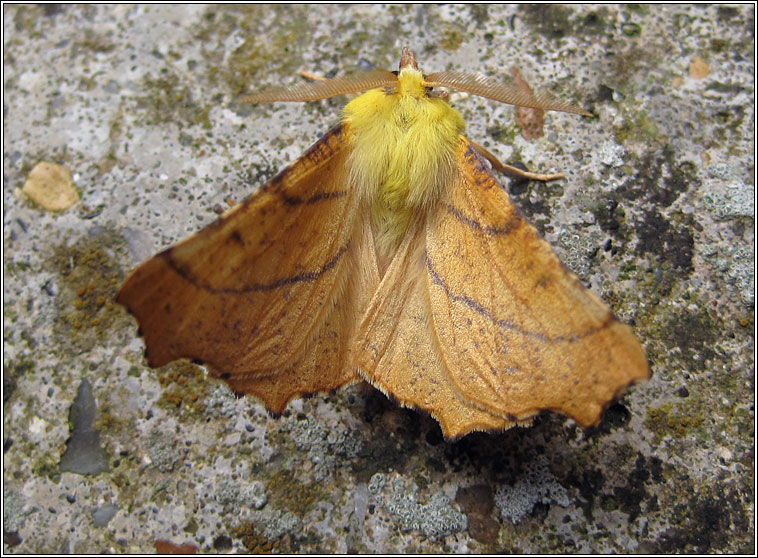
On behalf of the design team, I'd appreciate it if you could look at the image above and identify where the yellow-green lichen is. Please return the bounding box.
[136,72,212,127]
[95,400,136,439]
[644,403,705,444]
[156,361,210,417]
[266,468,327,515]
[614,110,660,144]
[51,228,128,354]
[198,5,311,98]
[440,24,465,51]
[231,522,281,553]
[33,453,61,482]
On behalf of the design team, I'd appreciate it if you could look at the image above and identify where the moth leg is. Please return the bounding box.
[299,70,326,81]
[469,139,565,182]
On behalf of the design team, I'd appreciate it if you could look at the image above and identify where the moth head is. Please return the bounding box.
[399,46,420,72]
[396,48,429,99]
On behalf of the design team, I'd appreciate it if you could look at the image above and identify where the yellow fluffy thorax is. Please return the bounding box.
[342,67,465,259]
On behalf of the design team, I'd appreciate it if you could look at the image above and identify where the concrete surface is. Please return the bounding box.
[3,4,754,553]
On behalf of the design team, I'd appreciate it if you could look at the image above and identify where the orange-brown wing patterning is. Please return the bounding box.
[352,215,527,438]
[117,124,374,413]
[425,138,649,429]
[353,137,649,439]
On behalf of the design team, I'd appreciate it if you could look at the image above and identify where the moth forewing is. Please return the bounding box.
[422,139,649,430]
[116,124,368,412]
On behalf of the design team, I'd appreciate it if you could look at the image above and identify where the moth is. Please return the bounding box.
[117,48,649,439]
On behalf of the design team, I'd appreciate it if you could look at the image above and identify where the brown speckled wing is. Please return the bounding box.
[352,136,648,438]
[117,123,374,413]
[425,137,650,428]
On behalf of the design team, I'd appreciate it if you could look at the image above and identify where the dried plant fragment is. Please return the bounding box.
[22,161,78,211]
[511,67,545,139]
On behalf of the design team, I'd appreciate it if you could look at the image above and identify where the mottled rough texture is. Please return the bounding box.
[2,4,753,554]
[384,477,467,538]
[494,455,570,524]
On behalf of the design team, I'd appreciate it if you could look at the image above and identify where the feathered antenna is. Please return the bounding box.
[425,70,592,116]
[241,70,398,103]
